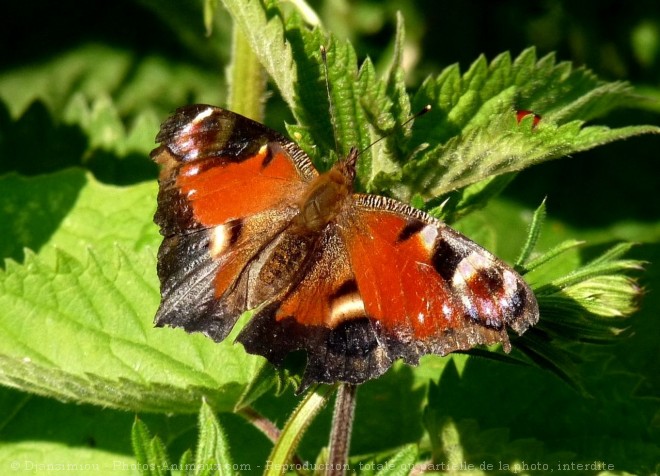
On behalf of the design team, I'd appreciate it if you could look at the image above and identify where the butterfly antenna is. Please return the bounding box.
[357,104,432,156]
[320,45,341,157]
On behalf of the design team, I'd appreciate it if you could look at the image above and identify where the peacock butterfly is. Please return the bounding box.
[151,105,539,390]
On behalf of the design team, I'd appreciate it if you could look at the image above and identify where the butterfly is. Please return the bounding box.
[151,104,539,390]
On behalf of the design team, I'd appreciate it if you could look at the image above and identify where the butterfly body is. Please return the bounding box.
[152,105,539,389]
[293,149,355,233]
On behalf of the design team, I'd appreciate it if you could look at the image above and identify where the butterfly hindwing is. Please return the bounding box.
[237,225,392,388]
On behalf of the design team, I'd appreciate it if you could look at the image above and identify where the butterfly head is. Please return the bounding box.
[337,146,359,184]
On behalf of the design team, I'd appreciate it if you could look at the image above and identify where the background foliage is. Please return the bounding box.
[0,0,658,475]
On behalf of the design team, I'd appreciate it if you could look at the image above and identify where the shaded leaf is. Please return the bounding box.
[0,44,220,121]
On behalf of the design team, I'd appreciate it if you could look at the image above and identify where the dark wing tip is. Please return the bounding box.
[155,104,217,144]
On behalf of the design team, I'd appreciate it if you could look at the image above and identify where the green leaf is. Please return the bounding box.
[194,400,233,476]
[0,44,220,121]
[285,26,379,173]
[222,0,401,181]
[376,445,418,476]
[385,48,660,204]
[233,362,278,412]
[523,239,585,273]
[0,173,263,413]
[228,4,658,227]
[404,115,657,204]
[384,12,413,134]
[132,417,171,476]
[515,199,547,269]
[132,417,153,471]
[221,0,387,176]
[515,238,644,391]
[351,445,419,476]
[130,402,248,476]
[0,170,159,265]
[428,173,516,223]
[179,449,194,476]
[220,0,297,108]
[535,243,642,304]
[0,441,136,476]
[0,170,85,264]
[447,199,645,392]
[365,12,415,186]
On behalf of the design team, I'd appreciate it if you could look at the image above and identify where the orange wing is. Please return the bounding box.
[153,105,317,235]
[343,194,538,361]
[152,105,318,341]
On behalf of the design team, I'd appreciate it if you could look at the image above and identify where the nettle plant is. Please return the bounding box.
[0,1,657,475]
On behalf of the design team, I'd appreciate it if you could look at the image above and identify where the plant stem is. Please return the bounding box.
[239,406,312,469]
[238,406,282,443]
[265,384,335,476]
[325,383,358,476]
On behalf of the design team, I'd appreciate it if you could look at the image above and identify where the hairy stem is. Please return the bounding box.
[325,384,358,476]
[265,384,335,476]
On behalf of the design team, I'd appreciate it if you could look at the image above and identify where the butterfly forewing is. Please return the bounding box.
[152,106,319,341]
[344,195,538,357]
